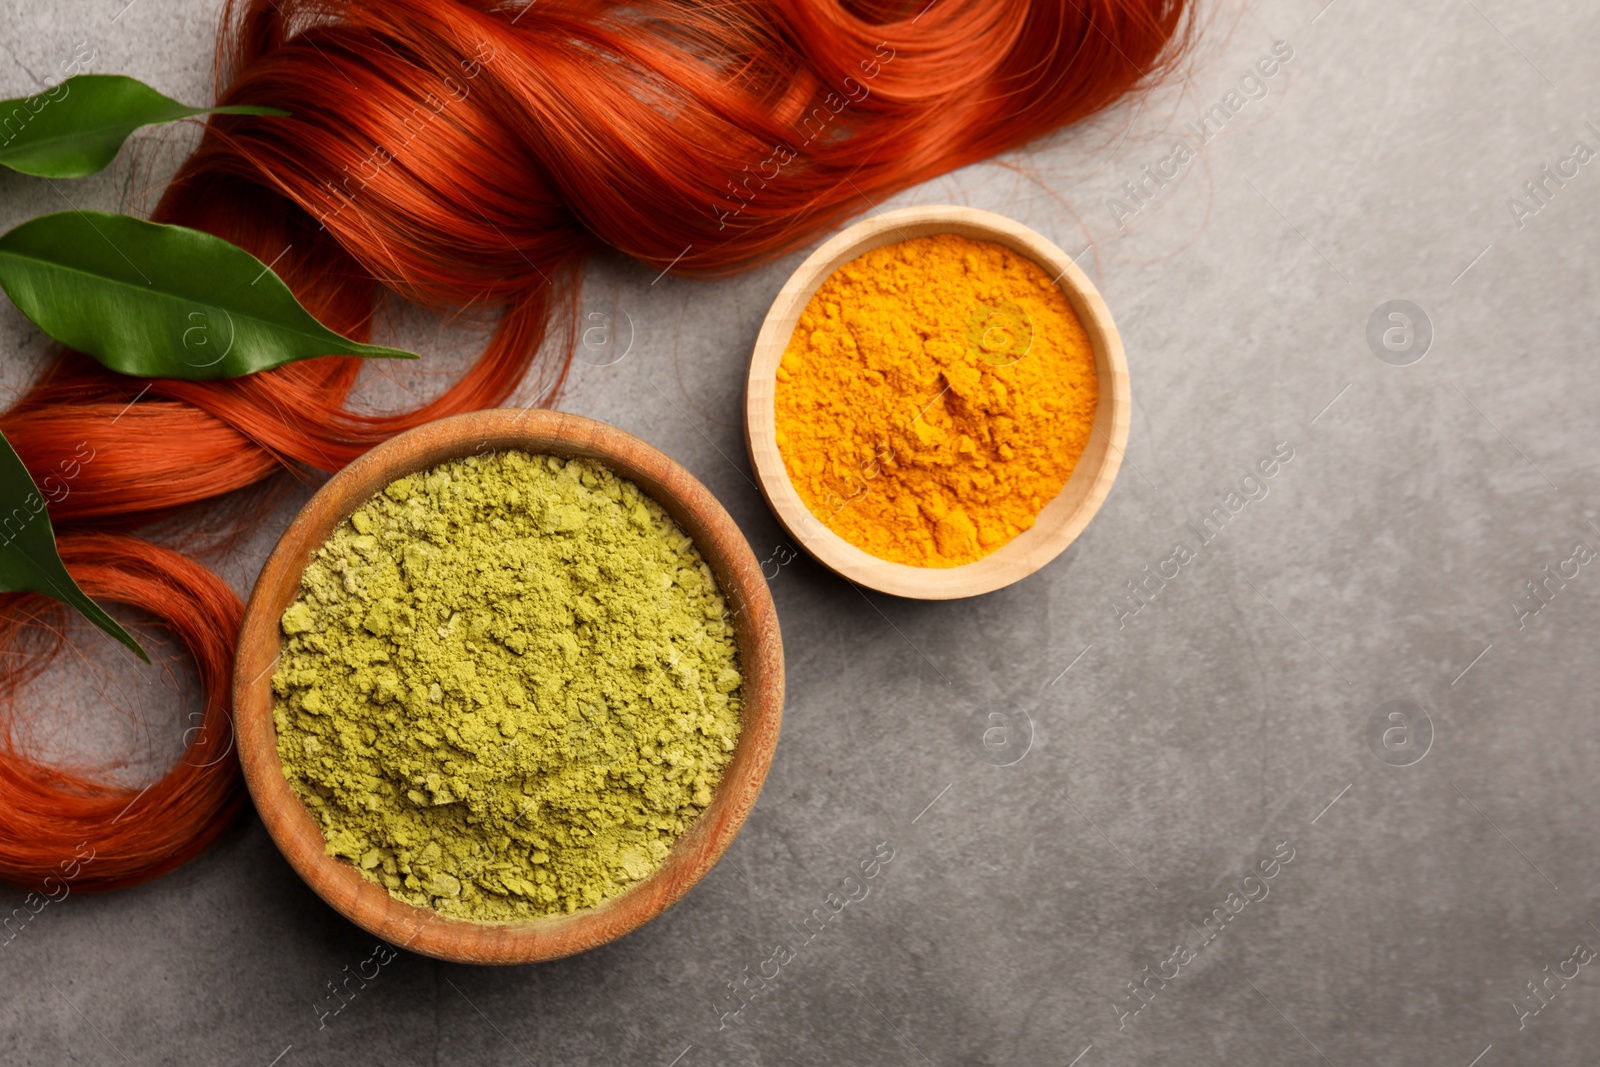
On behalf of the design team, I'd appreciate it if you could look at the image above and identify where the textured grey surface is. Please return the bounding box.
[3,1,1599,1065]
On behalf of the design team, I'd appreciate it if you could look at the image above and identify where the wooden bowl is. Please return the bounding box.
[234,408,784,964]
[744,205,1130,599]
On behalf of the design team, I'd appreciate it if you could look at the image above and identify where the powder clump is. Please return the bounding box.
[271,451,742,920]
[773,233,1098,566]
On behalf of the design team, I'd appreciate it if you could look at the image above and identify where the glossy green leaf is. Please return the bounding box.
[0,431,146,661]
[0,74,287,179]
[0,211,418,380]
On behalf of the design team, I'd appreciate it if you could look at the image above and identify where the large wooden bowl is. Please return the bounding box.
[745,205,1130,599]
[234,409,784,964]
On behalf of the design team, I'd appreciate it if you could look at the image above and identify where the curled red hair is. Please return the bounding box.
[0,534,243,890]
[0,0,1190,891]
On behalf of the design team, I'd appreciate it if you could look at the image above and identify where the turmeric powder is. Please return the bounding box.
[773,233,1097,567]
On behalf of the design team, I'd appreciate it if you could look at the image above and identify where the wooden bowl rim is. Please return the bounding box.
[233,408,784,965]
[743,204,1130,600]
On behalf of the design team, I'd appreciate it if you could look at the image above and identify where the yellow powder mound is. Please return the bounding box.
[773,233,1098,567]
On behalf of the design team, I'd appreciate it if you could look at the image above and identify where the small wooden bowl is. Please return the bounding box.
[745,205,1130,599]
[234,409,784,964]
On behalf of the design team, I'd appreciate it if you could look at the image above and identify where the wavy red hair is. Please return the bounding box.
[0,0,1190,891]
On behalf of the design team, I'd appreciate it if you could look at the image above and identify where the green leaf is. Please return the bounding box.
[0,74,287,178]
[0,431,147,661]
[0,211,418,380]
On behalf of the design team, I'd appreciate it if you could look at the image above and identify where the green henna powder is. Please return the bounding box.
[271,451,743,920]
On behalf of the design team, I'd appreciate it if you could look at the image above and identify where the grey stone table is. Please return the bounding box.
[2,1,1597,1064]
